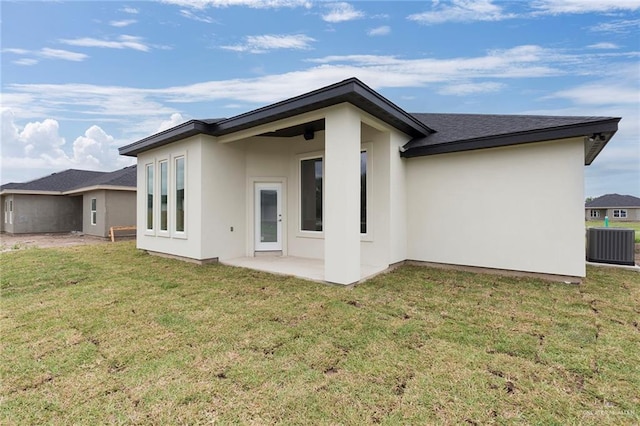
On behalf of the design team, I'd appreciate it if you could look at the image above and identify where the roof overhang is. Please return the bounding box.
[63,185,137,195]
[401,117,620,165]
[119,78,433,157]
[0,189,62,196]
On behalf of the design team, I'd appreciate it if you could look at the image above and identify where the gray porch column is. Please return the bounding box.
[324,104,361,284]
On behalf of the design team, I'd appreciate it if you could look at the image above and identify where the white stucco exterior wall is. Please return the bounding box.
[136,136,204,260]
[406,138,586,277]
[324,104,362,284]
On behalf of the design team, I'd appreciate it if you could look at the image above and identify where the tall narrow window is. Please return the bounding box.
[301,157,323,231]
[91,198,97,225]
[360,151,367,234]
[146,164,154,230]
[8,200,12,224]
[160,161,168,231]
[175,157,185,233]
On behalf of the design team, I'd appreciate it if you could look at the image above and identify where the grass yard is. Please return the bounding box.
[1,242,639,424]
[586,220,640,243]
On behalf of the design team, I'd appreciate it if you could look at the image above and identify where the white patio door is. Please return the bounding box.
[255,183,282,251]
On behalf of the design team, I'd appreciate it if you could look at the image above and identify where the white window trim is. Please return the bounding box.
[9,199,13,225]
[145,163,155,235]
[172,153,187,239]
[297,151,325,239]
[613,209,627,218]
[90,198,97,225]
[157,159,170,237]
[590,210,600,218]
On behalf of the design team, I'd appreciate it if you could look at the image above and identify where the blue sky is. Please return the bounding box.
[2,0,639,197]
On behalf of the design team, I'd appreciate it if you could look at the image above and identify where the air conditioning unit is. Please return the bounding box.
[586,228,635,266]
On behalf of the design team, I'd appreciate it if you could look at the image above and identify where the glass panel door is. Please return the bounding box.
[255,183,282,251]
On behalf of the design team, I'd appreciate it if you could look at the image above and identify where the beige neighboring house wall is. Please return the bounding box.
[82,190,136,238]
[1,193,83,234]
[406,138,586,278]
[585,208,640,222]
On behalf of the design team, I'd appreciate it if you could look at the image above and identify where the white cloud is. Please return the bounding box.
[367,26,390,36]
[408,0,515,24]
[3,47,88,63]
[1,108,133,182]
[587,42,619,50]
[221,34,315,53]
[60,35,151,52]
[39,48,88,62]
[162,0,311,9]
[532,0,640,14]
[2,48,29,55]
[322,2,364,23]
[157,113,188,132]
[179,9,216,22]
[13,58,39,66]
[438,82,505,96]
[110,19,137,27]
[120,6,139,14]
[591,19,640,34]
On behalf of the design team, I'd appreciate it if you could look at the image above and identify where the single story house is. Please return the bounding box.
[1,166,136,238]
[585,194,640,221]
[119,78,620,284]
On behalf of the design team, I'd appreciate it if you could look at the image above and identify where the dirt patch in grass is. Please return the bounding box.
[1,242,639,424]
[0,232,109,252]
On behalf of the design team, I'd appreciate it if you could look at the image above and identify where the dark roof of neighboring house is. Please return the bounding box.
[74,165,137,190]
[119,77,620,165]
[586,194,640,208]
[1,169,105,192]
[0,166,136,193]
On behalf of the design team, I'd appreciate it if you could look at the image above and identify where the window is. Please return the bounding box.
[8,200,12,225]
[175,157,185,233]
[590,210,600,218]
[146,164,154,230]
[91,198,97,225]
[613,209,627,218]
[160,161,168,231]
[300,157,323,231]
[360,150,367,234]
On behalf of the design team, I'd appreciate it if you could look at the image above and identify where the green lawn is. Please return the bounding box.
[1,242,639,424]
[586,220,640,243]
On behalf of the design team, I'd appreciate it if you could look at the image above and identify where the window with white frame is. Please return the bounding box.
[299,150,369,234]
[146,164,154,231]
[159,160,168,232]
[91,198,97,225]
[360,150,369,234]
[613,209,627,218]
[8,200,12,225]
[175,156,185,233]
[590,210,600,218]
[300,157,323,231]
[4,200,8,224]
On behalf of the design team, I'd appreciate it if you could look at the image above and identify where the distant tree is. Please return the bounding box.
[585,197,594,203]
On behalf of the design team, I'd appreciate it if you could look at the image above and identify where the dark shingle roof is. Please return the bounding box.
[1,166,137,193]
[1,169,106,192]
[402,113,620,165]
[71,165,137,190]
[586,194,640,208]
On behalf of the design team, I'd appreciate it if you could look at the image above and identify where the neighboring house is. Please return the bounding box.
[1,166,136,238]
[585,194,640,221]
[119,78,620,284]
